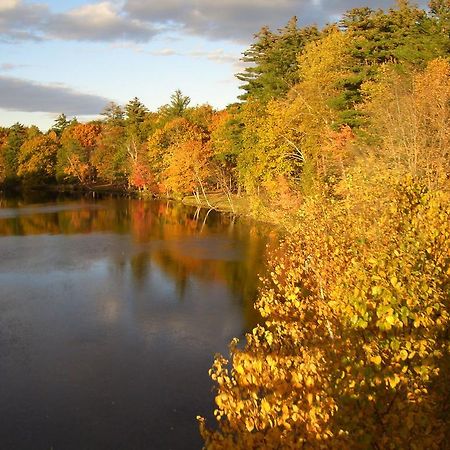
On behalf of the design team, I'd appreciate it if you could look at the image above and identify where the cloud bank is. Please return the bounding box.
[0,0,428,44]
[0,76,111,115]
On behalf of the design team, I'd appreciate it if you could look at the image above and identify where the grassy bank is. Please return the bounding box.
[181,192,250,215]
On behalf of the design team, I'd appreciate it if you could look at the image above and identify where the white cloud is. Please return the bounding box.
[0,0,158,42]
[189,49,238,64]
[46,1,158,42]
[0,0,47,42]
[150,48,178,56]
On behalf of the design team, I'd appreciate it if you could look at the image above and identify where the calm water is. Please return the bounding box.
[0,193,274,450]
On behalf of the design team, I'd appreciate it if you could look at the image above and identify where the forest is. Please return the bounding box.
[1,0,449,448]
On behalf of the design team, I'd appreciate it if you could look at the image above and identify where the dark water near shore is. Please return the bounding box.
[0,193,275,450]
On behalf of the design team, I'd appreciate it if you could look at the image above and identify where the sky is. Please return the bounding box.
[0,0,427,130]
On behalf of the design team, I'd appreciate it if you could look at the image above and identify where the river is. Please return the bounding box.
[0,192,275,450]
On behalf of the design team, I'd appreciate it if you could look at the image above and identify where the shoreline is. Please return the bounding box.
[0,182,251,215]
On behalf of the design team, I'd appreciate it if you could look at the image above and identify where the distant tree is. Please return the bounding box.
[170,89,191,116]
[122,98,152,182]
[340,2,448,68]
[125,97,149,127]
[17,133,58,180]
[57,123,101,185]
[148,117,213,198]
[72,123,101,149]
[129,159,155,192]
[160,89,191,119]
[0,127,9,183]
[2,123,27,180]
[209,106,243,195]
[52,113,70,137]
[92,124,127,183]
[101,101,125,126]
[428,0,450,53]
[26,125,41,139]
[429,0,450,22]
[362,58,450,185]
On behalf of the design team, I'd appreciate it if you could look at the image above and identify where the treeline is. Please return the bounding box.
[0,91,232,201]
[1,1,448,212]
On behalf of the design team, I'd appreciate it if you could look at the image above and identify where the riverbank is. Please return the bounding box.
[1,181,293,231]
[181,192,250,214]
[1,181,255,214]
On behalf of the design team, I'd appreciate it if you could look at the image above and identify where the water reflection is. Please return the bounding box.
[0,193,277,450]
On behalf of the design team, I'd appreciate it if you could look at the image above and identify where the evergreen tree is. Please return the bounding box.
[237,18,319,102]
[428,0,450,54]
[52,113,70,137]
[125,97,149,126]
[168,89,191,117]
[429,0,450,23]
[340,2,447,67]
[4,123,27,179]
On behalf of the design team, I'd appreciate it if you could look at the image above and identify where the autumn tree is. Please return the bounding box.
[122,97,154,184]
[17,133,58,180]
[0,127,9,184]
[124,97,150,154]
[208,106,242,196]
[129,159,155,192]
[236,98,303,208]
[58,123,101,184]
[199,11,450,448]
[361,58,450,187]
[236,29,355,205]
[91,123,127,183]
[148,117,212,199]
[341,1,449,70]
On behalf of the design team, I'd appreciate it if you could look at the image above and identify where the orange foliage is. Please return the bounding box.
[72,123,102,149]
[148,117,212,197]
[320,125,355,180]
[130,160,156,192]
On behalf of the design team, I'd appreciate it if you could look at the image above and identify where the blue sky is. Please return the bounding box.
[0,0,426,130]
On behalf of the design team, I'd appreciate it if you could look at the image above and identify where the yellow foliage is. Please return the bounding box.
[17,134,58,178]
[148,117,212,197]
[199,171,449,449]
[236,29,356,209]
[362,58,450,188]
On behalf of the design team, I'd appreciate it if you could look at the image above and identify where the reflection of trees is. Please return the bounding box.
[150,249,189,300]
[0,193,278,330]
[126,200,278,326]
[129,252,151,287]
[133,204,279,330]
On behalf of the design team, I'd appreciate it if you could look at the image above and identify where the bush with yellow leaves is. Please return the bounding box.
[199,171,449,449]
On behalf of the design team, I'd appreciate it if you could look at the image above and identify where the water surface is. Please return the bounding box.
[0,193,274,450]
